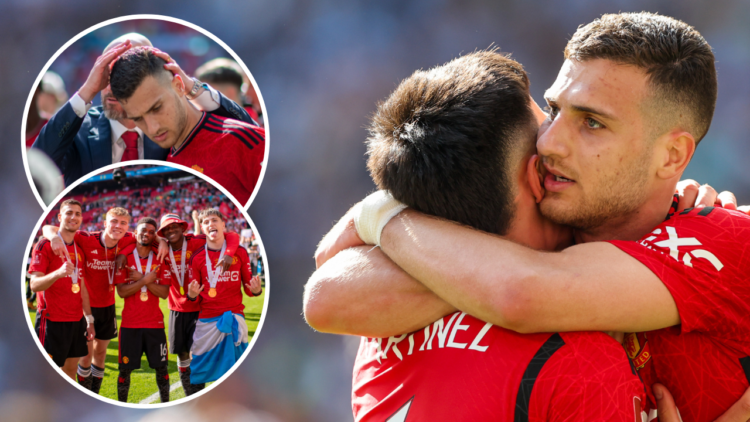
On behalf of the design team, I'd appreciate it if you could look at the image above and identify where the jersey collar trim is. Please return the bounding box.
[171,112,207,157]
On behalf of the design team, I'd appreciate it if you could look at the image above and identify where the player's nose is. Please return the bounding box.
[537,115,571,160]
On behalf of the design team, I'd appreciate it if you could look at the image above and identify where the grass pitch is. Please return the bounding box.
[28,286,265,404]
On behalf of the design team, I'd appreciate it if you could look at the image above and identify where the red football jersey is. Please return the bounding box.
[353,312,645,421]
[167,113,265,205]
[28,238,85,322]
[188,244,254,319]
[114,251,165,329]
[610,206,750,421]
[162,232,240,313]
[75,231,136,308]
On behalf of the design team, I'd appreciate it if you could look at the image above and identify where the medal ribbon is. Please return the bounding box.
[205,241,227,290]
[57,232,78,285]
[133,250,154,294]
[104,241,119,289]
[168,239,188,290]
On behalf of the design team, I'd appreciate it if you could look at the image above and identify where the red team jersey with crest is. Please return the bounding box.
[353,311,645,421]
[29,238,86,322]
[188,245,255,319]
[114,252,166,329]
[74,231,136,308]
[161,232,240,313]
[610,206,750,421]
[167,113,265,204]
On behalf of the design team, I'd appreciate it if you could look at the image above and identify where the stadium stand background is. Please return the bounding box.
[3,1,750,421]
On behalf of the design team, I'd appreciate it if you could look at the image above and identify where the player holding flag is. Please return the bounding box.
[186,208,261,384]
[156,212,240,396]
[29,199,95,380]
[114,217,170,403]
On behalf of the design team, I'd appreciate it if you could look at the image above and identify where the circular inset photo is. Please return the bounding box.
[23,15,268,209]
[22,162,268,406]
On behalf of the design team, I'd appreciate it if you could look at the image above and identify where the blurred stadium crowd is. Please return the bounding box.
[3,1,750,421]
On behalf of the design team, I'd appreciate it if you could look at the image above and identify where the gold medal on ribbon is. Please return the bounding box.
[71,284,80,294]
[180,286,184,296]
[208,288,217,298]
[140,291,148,301]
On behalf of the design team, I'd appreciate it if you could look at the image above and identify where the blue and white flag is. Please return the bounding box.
[190,311,248,384]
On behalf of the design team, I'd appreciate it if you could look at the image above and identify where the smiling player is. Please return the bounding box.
[29,199,95,380]
[44,207,136,393]
[156,213,240,396]
[114,217,170,403]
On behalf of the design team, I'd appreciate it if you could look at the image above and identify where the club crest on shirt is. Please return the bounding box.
[191,165,204,173]
[122,356,129,364]
[624,332,651,370]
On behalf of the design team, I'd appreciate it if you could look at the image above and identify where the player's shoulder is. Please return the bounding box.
[189,247,208,263]
[34,238,51,252]
[662,206,750,239]
[204,114,264,150]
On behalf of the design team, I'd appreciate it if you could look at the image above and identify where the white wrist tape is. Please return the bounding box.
[353,190,407,246]
[85,314,95,324]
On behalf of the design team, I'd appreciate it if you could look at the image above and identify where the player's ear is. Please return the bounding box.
[171,72,186,95]
[655,130,695,180]
[526,154,545,203]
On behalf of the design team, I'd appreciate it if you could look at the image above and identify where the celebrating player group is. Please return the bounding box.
[29,200,262,403]
[305,12,750,422]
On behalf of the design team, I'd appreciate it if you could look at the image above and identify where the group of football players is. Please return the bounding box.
[29,199,262,403]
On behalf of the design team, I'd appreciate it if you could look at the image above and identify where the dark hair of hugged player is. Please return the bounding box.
[367,50,537,236]
[565,12,716,144]
[109,47,170,101]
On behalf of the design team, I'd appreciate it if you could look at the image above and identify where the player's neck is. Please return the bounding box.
[170,236,185,250]
[136,244,151,258]
[58,227,76,244]
[102,232,119,248]
[207,233,225,250]
[172,102,202,150]
[575,189,675,243]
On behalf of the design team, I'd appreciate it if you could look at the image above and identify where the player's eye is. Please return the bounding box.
[544,105,559,120]
[585,117,604,129]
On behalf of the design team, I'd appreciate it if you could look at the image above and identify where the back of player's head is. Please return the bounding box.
[110,47,170,101]
[195,58,244,91]
[137,216,157,230]
[565,12,716,143]
[367,50,536,236]
[59,198,82,212]
[106,207,131,221]
[103,33,153,54]
[198,208,226,224]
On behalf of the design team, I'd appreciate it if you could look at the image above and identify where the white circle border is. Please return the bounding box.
[21,14,270,211]
[20,159,271,408]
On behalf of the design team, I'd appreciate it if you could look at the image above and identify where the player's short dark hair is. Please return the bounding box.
[367,50,536,236]
[195,58,244,91]
[565,12,717,143]
[110,47,169,100]
[136,217,157,230]
[198,208,226,224]
[59,199,82,211]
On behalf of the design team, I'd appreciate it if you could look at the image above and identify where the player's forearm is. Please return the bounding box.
[304,246,456,337]
[116,280,147,298]
[41,225,60,241]
[146,283,169,299]
[378,210,542,331]
[81,282,92,316]
[29,272,60,292]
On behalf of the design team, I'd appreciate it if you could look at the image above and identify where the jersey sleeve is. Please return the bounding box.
[29,241,51,274]
[224,231,239,257]
[540,334,646,422]
[114,257,129,285]
[608,207,750,339]
[117,233,137,255]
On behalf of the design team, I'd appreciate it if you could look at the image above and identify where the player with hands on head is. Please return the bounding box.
[28,199,94,380]
[185,208,261,385]
[156,213,240,396]
[113,217,170,403]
